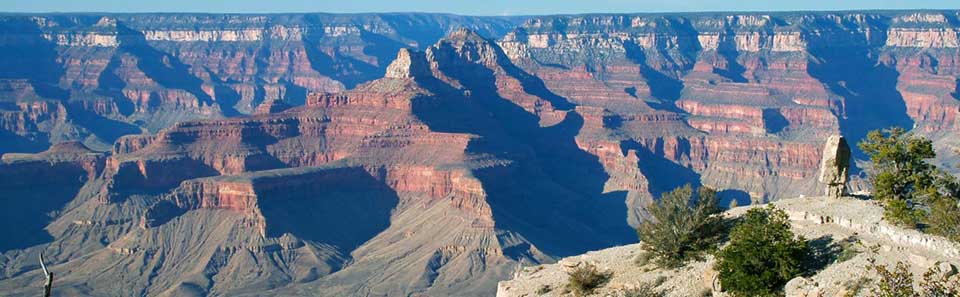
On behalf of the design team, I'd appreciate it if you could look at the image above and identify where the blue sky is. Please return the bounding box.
[3,0,959,15]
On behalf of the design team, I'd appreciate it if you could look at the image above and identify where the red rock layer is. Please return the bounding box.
[890,50,960,132]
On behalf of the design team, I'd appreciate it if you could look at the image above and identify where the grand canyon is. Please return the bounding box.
[1,11,959,296]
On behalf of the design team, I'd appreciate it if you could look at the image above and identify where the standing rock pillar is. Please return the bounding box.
[819,135,851,198]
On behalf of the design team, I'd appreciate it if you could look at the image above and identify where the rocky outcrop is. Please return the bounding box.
[1,141,105,178]
[497,196,960,297]
[384,48,432,79]
[818,135,851,198]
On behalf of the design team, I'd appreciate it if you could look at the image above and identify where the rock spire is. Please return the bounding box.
[819,135,851,198]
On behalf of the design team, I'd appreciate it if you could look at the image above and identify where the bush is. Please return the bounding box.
[868,261,960,297]
[920,264,960,296]
[634,251,653,267]
[870,261,916,297]
[859,127,960,240]
[715,205,809,297]
[884,198,925,227]
[566,263,612,296]
[637,184,724,268]
[925,173,960,242]
[619,283,664,297]
[858,127,936,228]
[835,236,863,263]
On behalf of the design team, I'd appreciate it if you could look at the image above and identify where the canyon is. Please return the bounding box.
[0,11,958,296]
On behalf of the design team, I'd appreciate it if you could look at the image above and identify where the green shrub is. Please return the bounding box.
[653,275,667,286]
[884,198,925,227]
[870,261,915,297]
[634,251,653,267]
[925,173,960,242]
[715,205,809,297]
[835,236,863,263]
[619,283,664,297]
[867,260,960,297]
[565,263,612,296]
[920,263,960,297]
[637,184,724,268]
[858,127,936,229]
[859,127,960,240]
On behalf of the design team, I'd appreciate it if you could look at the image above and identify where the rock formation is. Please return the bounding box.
[819,135,851,198]
[384,48,431,79]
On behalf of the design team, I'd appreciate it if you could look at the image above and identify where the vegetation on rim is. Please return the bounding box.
[859,127,960,241]
[715,205,810,297]
[636,184,725,268]
[867,260,960,297]
[565,262,612,296]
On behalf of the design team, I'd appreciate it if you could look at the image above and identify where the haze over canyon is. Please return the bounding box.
[0,10,959,296]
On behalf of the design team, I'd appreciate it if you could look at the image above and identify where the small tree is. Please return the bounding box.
[565,263,612,296]
[924,172,960,242]
[858,127,960,239]
[858,127,936,228]
[715,205,809,297]
[637,184,724,268]
[868,260,960,297]
[870,261,916,297]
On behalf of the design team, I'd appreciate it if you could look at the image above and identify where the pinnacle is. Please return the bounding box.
[384,48,431,79]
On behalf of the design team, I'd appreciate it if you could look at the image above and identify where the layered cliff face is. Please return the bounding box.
[1,11,960,297]
[0,14,522,151]
[499,11,960,201]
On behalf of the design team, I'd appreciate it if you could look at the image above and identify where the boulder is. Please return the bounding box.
[702,267,721,292]
[819,135,851,198]
[785,277,820,297]
[937,261,958,278]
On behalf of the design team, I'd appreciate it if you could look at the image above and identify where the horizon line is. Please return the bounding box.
[2,8,960,17]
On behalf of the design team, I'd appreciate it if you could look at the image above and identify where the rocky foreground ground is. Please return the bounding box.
[497,196,960,297]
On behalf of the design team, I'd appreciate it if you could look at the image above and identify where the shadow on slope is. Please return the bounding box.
[712,27,749,83]
[806,30,914,163]
[619,18,701,111]
[411,36,635,257]
[0,18,68,100]
[256,167,399,252]
[300,22,395,90]
[0,163,88,252]
[65,103,142,145]
[622,38,688,112]
[762,108,790,134]
[115,23,215,108]
[621,140,702,198]
[952,78,960,100]
[0,129,48,154]
[96,54,137,116]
